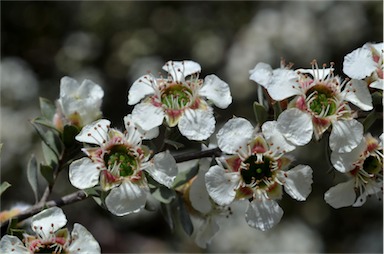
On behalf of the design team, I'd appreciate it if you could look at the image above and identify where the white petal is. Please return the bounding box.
[341,79,373,111]
[343,43,377,79]
[217,117,254,154]
[266,68,301,101]
[276,108,313,146]
[329,119,364,153]
[128,74,156,105]
[249,62,273,88]
[69,157,101,189]
[353,180,382,207]
[194,217,220,248]
[369,80,384,90]
[199,74,232,109]
[162,60,201,82]
[282,165,313,201]
[178,108,215,141]
[324,180,356,208]
[262,121,296,153]
[131,103,164,131]
[67,223,101,254]
[105,181,148,216]
[75,119,110,145]
[78,79,104,100]
[245,199,283,231]
[31,207,67,238]
[124,114,159,140]
[0,235,28,254]
[146,151,178,188]
[189,167,212,214]
[330,138,366,173]
[60,76,79,97]
[205,165,240,206]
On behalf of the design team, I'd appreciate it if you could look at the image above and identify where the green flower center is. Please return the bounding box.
[161,84,192,109]
[307,85,337,116]
[241,155,273,187]
[363,155,382,175]
[104,145,137,177]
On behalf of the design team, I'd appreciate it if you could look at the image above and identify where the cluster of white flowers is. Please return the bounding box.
[1,43,382,250]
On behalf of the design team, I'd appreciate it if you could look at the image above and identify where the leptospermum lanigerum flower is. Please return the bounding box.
[69,118,178,216]
[250,60,373,153]
[343,42,383,90]
[204,117,313,231]
[0,207,100,253]
[53,76,104,130]
[325,133,383,208]
[128,60,232,141]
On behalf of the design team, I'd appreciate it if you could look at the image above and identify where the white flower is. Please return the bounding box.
[250,60,372,153]
[343,42,383,90]
[0,207,100,253]
[69,119,178,216]
[325,134,383,208]
[205,117,313,231]
[188,158,231,248]
[54,76,104,129]
[128,60,232,141]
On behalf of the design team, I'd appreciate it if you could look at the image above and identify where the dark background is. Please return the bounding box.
[1,1,383,253]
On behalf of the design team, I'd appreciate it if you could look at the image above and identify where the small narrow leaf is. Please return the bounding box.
[27,155,40,203]
[176,193,194,236]
[40,164,54,186]
[164,139,185,150]
[0,181,11,196]
[160,203,174,232]
[253,101,268,125]
[273,101,282,119]
[150,186,176,204]
[172,163,199,188]
[39,97,56,121]
[362,110,378,132]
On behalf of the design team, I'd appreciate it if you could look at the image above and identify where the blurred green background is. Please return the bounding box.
[1,1,383,253]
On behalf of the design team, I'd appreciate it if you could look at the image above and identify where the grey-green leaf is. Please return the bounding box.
[39,97,56,121]
[0,181,11,196]
[253,101,268,125]
[27,155,40,203]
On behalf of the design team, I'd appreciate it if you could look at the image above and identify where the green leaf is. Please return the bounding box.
[176,193,193,236]
[62,125,80,147]
[27,155,40,203]
[172,162,199,188]
[363,110,378,132]
[164,139,185,150]
[150,186,176,204]
[42,141,58,168]
[273,101,282,120]
[160,203,174,232]
[39,97,56,121]
[0,181,11,196]
[253,101,268,125]
[33,116,57,130]
[40,164,54,186]
[31,121,64,160]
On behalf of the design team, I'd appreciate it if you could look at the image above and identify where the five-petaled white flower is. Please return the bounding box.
[343,42,383,90]
[250,60,373,153]
[53,76,104,130]
[69,118,178,216]
[325,133,383,208]
[0,207,100,253]
[128,60,232,141]
[204,117,313,231]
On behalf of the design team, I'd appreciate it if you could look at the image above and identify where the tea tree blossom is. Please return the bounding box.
[53,76,104,129]
[204,117,313,231]
[324,134,383,208]
[69,119,178,216]
[343,42,383,90]
[0,207,100,253]
[250,61,372,153]
[128,60,232,141]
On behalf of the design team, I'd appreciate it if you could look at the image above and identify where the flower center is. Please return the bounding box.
[241,154,274,187]
[306,85,337,117]
[104,145,137,177]
[363,155,382,175]
[160,84,192,109]
[29,237,67,254]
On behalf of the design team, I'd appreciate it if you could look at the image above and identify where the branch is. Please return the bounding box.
[1,190,87,233]
[173,147,222,163]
